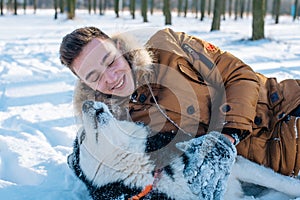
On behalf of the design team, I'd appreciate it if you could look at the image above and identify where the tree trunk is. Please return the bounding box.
[246,0,251,17]
[88,0,92,14]
[23,0,27,14]
[54,0,58,19]
[234,0,238,20]
[60,0,64,13]
[264,0,268,16]
[274,0,280,24]
[164,0,172,25]
[130,0,135,19]
[150,0,154,15]
[178,0,182,17]
[141,0,148,22]
[222,0,226,20]
[193,0,198,18]
[184,0,188,17]
[228,0,233,17]
[0,0,3,15]
[240,0,245,18]
[14,0,17,15]
[33,0,37,14]
[200,0,205,21]
[114,0,119,18]
[252,0,265,40]
[67,0,76,19]
[211,0,221,31]
[293,0,299,21]
[207,0,211,16]
[99,0,104,15]
[93,0,96,14]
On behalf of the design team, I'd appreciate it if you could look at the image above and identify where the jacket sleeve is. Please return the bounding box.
[148,28,260,133]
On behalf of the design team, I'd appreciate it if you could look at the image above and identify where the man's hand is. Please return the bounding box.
[176,131,237,200]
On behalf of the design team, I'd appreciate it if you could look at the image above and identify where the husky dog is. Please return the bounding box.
[68,101,300,200]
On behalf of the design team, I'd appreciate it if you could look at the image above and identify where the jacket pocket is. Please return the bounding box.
[177,61,206,84]
[268,116,299,176]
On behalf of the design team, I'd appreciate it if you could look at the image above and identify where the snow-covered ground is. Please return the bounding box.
[0,9,300,200]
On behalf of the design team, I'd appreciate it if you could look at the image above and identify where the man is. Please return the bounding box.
[60,27,300,199]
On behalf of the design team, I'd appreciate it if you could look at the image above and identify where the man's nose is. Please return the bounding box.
[104,67,118,84]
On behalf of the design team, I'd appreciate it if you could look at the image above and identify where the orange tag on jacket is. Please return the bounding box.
[205,43,217,52]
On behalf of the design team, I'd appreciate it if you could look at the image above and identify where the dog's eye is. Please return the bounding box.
[95,107,104,116]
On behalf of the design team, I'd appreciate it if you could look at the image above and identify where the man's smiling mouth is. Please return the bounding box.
[112,76,124,90]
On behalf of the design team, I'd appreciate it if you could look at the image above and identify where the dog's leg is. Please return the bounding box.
[232,156,300,198]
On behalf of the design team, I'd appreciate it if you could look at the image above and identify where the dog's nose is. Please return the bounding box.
[82,101,94,112]
[95,107,104,116]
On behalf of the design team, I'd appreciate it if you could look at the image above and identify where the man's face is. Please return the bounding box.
[72,38,135,97]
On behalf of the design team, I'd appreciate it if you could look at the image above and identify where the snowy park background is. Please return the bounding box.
[0,8,300,200]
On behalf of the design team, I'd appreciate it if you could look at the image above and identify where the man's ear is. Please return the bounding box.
[113,38,121,50]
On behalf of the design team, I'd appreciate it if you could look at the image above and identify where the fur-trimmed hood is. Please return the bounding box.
[73,32,154,122]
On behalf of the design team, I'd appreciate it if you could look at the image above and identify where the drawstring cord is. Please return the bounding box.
[144,77,192,137]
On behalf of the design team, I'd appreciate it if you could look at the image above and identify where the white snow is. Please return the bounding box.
[0,9,299,200]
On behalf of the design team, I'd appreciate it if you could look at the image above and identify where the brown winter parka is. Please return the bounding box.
[73,28,300,176]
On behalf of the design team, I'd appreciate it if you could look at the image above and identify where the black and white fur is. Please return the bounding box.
[68,101,300,200]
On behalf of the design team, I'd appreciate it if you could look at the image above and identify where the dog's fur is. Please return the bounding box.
[68,101,300,200]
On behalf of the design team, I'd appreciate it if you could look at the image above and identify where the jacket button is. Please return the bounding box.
[270,92,279,103]
[187,105,195,115]
[221,104,231,113]
[131,91,138,99]
[139,94,147,103]
[254,116,262,125]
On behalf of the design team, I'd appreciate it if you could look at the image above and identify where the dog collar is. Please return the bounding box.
[128,168,162,200]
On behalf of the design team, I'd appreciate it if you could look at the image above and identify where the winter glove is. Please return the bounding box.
[176,131,237,200]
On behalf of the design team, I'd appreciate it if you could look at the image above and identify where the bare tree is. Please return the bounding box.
[60,0,64,13]
[273,0,280,24]
[88,0,92,14]
[184,0,188,17]
[164,0,172,25]
[150,0,154,15]
[193,0,198,18]
[200,0,206,21]
[252,0,265,40]
[208,0,212,16]
[228,0,233,17]
[221,0,226,20]
[13,0,17,15]
[23,0,27,14]
[240,0,245,18]
[0,0,3,15]
[67,0,76,19]
[33,0,37,14]
[114,0,119,17]
[211,0,222,31]
[54,0,58,19]
[293,0,298,21]
[246,0,251,17]
[93,0,97,14]
[234,0,238,20]
[130,0,135,19]
[264,0,268,16]
[178,0,183,17]
[141,0,148,22]
[99,0,106,15]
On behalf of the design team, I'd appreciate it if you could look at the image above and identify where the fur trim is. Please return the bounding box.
[73,32,154,120]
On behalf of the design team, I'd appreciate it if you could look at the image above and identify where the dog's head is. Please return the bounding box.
[68,100,152,187]
[80,100,148,150]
